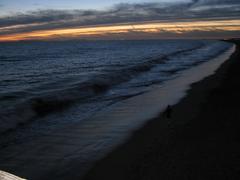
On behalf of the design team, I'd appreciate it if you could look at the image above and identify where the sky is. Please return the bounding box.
[0,0,239,41]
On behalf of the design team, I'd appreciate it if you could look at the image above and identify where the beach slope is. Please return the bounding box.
[83,40,240,180]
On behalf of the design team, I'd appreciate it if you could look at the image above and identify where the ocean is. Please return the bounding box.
[0,39,234,177]
[0,40,232,133]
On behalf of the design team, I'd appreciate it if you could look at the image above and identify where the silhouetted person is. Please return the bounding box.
[164,105,172,119]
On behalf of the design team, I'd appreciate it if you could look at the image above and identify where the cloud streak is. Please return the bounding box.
[0,0,239,40]
[1,19,239,41]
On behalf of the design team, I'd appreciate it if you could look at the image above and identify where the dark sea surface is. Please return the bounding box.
[0,40,232,136]
[0,40,235,178]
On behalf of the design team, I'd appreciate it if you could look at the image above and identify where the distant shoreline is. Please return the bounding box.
[83,39,240,180]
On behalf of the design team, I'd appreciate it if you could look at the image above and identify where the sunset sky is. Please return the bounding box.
[0,0,240,41]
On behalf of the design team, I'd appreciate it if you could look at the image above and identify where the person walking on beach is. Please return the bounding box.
[164,105,172,119]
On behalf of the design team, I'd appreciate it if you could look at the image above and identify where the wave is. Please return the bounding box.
[0,42,229,134]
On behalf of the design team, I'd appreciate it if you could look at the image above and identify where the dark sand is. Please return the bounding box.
[83,40,240,180]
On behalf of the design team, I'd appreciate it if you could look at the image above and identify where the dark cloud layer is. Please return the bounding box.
[0,0,239,36]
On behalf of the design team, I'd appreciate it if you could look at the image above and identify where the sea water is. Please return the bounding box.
[0,40,232,134]
[0,40,234,178]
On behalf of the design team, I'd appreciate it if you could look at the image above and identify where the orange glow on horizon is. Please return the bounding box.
[0,19,240,41]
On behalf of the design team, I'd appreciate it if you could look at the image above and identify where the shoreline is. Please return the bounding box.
[0,40,237,180]
[83,40,240,180]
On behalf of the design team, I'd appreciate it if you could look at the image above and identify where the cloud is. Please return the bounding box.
[0,0,239,37]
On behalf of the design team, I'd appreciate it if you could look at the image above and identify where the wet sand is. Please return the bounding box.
[83,40,240,180]
[0,40,238,180]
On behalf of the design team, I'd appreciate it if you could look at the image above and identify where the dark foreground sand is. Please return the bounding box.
[83,40,240,180]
